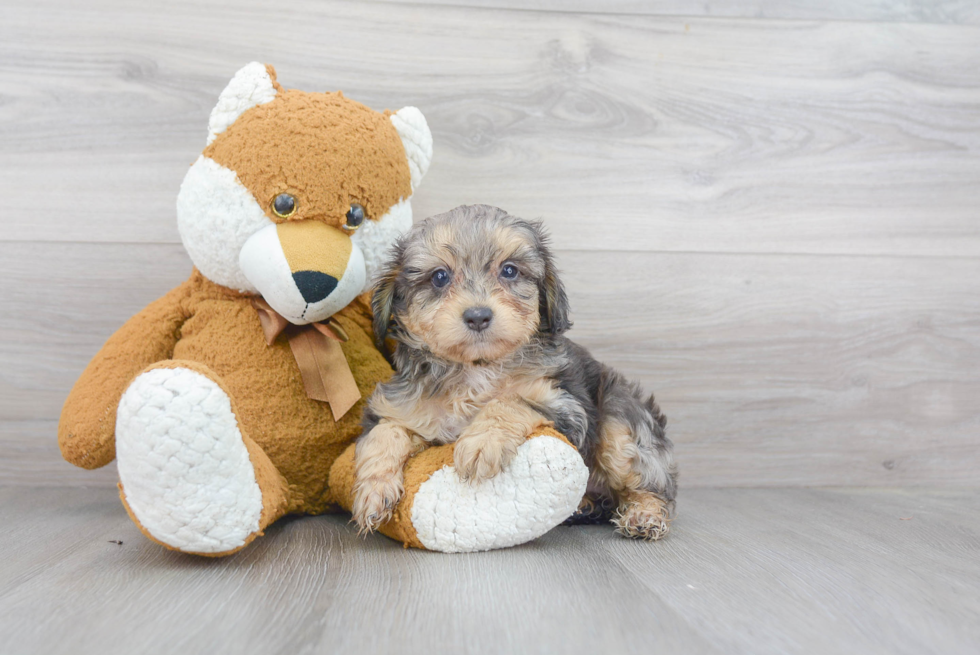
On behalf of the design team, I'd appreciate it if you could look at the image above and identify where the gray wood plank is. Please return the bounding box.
[0,486,721,655]
[566,249,980,488]
[3,0,980,257]
[604,487,980,655]
[379,0,980,24]
[0,243,191,426]
[0,486,977,655]
[3,242,978,488]
[0,422,118,487]
[0,487,127,597]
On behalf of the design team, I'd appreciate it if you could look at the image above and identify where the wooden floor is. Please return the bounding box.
[0,486,976,655]
[2,0,980,652]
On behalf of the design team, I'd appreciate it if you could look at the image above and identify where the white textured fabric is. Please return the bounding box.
[390,107,433,191]
[352,198,414,290]
[411,435,589,553]
[116,367,263,554]
[207,62,278,145]
[177,155,273,292]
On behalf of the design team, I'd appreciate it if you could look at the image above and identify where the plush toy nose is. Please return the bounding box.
[463,307,494,332]
[292,271,339,304]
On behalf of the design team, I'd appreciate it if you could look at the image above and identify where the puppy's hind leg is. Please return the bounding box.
[613,489,672,541]
[594,411,678,541]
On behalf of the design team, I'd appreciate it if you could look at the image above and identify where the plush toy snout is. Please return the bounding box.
[239,220,367,324]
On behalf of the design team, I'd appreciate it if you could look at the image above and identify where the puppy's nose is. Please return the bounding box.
[292,270,338,304]
[463,307,493,332]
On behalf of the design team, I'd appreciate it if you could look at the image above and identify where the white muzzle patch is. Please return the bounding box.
[239,223,366,325]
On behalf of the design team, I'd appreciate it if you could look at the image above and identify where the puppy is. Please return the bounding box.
[352,204,678,540]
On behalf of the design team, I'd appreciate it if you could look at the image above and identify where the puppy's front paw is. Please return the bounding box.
[351,475,403,534]
[453,433,520,483]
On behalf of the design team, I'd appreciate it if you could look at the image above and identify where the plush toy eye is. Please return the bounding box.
[344,203,365,231]
[272,193,296,218]
[431,268,451,289]
[501,263,519,279]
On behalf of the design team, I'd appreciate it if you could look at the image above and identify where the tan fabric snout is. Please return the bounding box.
[277,220,353,279]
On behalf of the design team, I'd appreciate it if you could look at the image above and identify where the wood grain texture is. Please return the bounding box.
[0,422,118,488]
[0,486,977,655]
[380,0,980,24]
[2,0,980,256]
[1,0,979,489]
[3,242,978,487]
[3,2,978,651]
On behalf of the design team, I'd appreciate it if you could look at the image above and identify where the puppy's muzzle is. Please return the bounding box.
[239,220,366,325]
[463,306,494,332]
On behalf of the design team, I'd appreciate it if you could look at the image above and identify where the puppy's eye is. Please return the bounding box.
[431,268,451,289]
[500,263,519,279]
[272,193,297,218]
[344,203,365,231]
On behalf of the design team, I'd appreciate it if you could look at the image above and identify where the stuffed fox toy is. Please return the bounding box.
[58,63,588,556]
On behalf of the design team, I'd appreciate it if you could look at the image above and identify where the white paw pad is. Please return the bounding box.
[116,367,263,553]
[410,435,589,553]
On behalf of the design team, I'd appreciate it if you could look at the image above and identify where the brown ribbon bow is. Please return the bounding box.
[251,298,361,421]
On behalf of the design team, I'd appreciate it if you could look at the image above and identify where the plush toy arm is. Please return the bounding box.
[329,427,589,552]
[58,282,192,469]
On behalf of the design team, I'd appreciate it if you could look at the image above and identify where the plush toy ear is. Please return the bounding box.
[206,62,280,145]
[371,242,405,352]
[390,107,433,192]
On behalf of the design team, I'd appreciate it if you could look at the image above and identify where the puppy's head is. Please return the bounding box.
[373,204,571,364]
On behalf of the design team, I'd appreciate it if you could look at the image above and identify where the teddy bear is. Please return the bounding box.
[58,63,588,556]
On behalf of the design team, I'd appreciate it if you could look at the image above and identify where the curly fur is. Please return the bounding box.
[355,205,678,539]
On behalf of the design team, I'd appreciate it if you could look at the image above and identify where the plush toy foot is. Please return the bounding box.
[411,430,589,552]
[331,427,589,553]
[116,362,288,556]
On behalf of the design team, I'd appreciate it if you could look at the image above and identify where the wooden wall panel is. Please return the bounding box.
[1,0,977,487]
[379,0,980,24]
[3,243,977,487]
[2,1,979,256]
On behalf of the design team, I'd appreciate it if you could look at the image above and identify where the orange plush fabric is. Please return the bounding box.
[165,275,385,514]
[60,270,392,514]
[204,89,412,227]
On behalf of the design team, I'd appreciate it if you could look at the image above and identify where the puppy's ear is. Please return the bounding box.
[531,222,572,335]
[371,244,404,352]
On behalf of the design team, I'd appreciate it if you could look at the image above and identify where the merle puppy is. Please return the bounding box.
[352,204,677,540]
